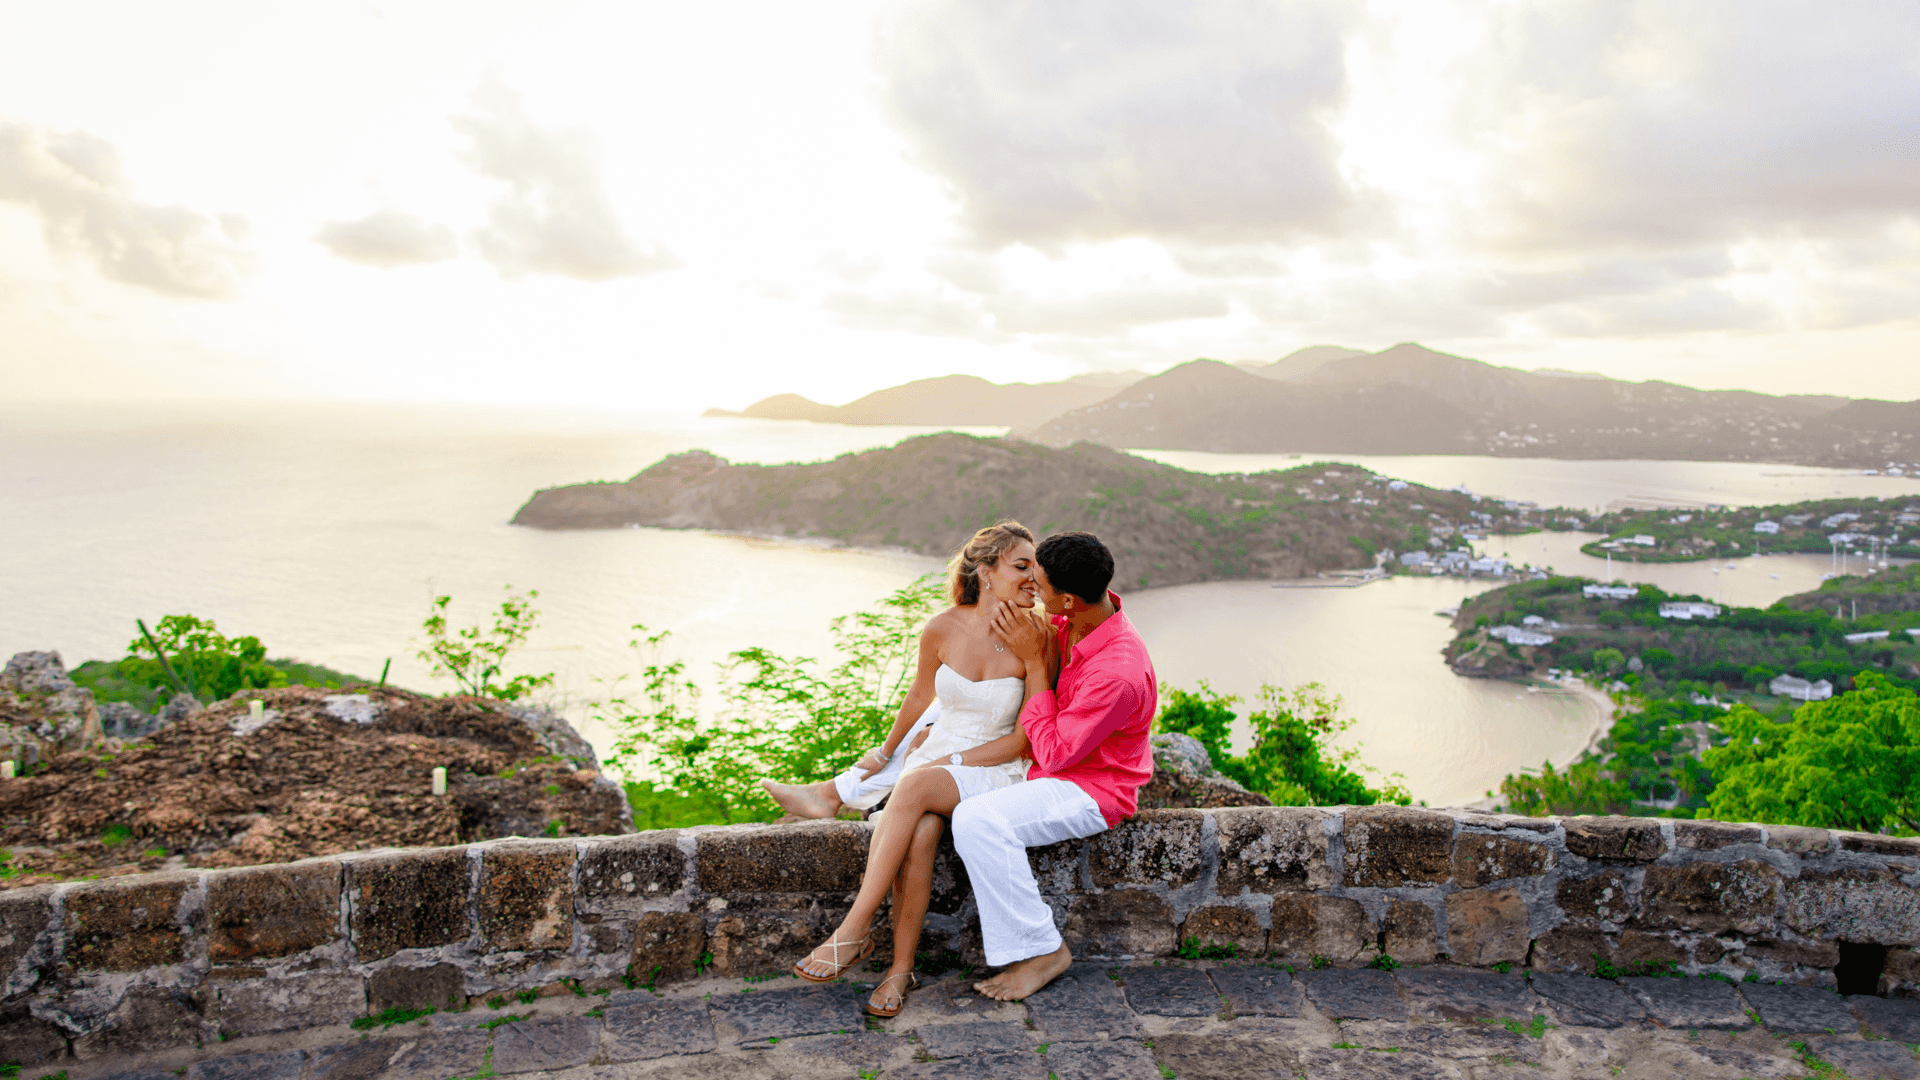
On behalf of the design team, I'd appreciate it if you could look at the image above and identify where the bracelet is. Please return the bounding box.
[873,746,892,762]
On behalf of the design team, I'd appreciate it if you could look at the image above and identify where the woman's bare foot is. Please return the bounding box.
[763,779,842,819]
[974,942,1072,1001]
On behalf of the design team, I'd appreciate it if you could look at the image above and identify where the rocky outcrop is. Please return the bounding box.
[0,681,631,886]
[1447,631,1534,679]
[0,651,103,765]
[1137,732,1270,809]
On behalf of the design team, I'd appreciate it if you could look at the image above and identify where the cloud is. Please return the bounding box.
[314,209,458,268]
[0,121,248,298]
[873,0,1367,250]
[451,75,676,282]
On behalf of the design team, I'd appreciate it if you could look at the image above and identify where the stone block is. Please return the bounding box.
[1663,1045,1804,1079]
[1526,927,1610,975]
[1890,946,1920,984]
[1153,1033,1303,1080]
[709,982,866,1041]
[1693,935,1728,963]
[1562,817,1665,862]
[367,962,464,1013]
[1064,889,1177,958]
[1765,825,1832,853]
[630,910,708,984]
[0,885,53,995]
[1739,982,1856,1034]
[186,1050,307,1080]
[778,1031,902,1075]
[1444,886,1529,967]
[694,821,868,893]
[1673,820,1763,850]
[1743,937,1841,969]
[1395,968,1536,1022]
[377,1032,489,1080]
[1179,904,1267,958]
[1803,1037,1920,1080]
[491,1015,601,1073]
[0,1001,65,1066]
[64,874,193,972]
[709,905,835,976]
[1302,968,1408,1021]
[1023,963,1141,1040]
[1838,832,1920,859]
[1120,964,1220,1016]
[1088,809,1204,887]
[478,842,575,952]
[1213,806,1333,893]
[1786,867,1920,944]
[1850,994,1920,1042]
[576,830,687,914]
[1527,972,1647,1027]
[206,970,364,1037]
[1039,1039,1161,1080]
[1555,870,1636,928]
[1450,833,1551,887]
[1268,893,1369,964]
[1302,1047,1465,1078]
[888,1054,1048,1080]
[1343,806,1455,887]
[1638,859,1781,935]
[1335,1020,1540,1062]
[600,998,716,1062]
[71,986,207,1058]
[1611,930,1689,970]
[917,1020,1034,1058]
[206,859,341,963]
[1380,900,1438,964]
[348,847,470,962]
[1209,964,1302,1017]
[1026,835,1088,895]
[1621,976,1751,1030]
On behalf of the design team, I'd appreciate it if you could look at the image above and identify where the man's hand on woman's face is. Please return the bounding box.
[990,600,1047,664]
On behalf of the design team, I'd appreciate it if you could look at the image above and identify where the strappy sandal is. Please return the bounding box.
[866,970,919,1017]
[792,933,874,983]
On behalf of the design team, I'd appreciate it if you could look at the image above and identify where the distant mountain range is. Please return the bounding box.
[711,343,1919,468]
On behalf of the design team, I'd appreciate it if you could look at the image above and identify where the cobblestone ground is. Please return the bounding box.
[30,963,1920,1080]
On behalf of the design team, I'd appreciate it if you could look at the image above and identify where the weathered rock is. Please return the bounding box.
[1119,964,1220,1016]
[708,983,866,1042]
[630,911,708,984]
[1673,821,1763,851]
[1526,927,1611,974]
[0,885,54,993]
[1214,806,1332,893]
[1153,1033,1302,1080]
[1210,964,1303,1017]
[916,1019,1034,1058]
[1611,930,1690,970]
[1527,972,1647,1027]
[1301,968,1408,1021]
[207,859,342,962]
[576,831,687,915]
[1839,832,1920,859]
[161,690,204,727]
[1786,867,1920,944]
[1380,900,1438,964]
[1849,994,1920,1042]
[1556,870,1636,928]
[0,650,104,761]
[1621,976,1751,1030]
[1739,982,1856,1034]
[206,970,364,1037]
[1562,817,1666,862]
[1343,807,1455,887]
[1179,905,1267,957]
[0,1001,66,1066]
[491,1015,602,1073]
[1064,890,1177,958]
[98,701,163,742]
[1803,1037,1920,1080]
[1394,968,1536,1022]
[1764,825,1832,853]
[709,905,837,977]
[1743,937,1841,969]
[1269,894,1369,963]
[1638,859,1781,935]
[695,821,868,894]
[347,848,471,962]
[1444,886,1529,966]
[71,986,208,1057]
[1023,964,1142,1040]
[186,1049,308,1080]
[478,842,574,952]
[1451,833,1551,887]
[1089,810,1204,887]
[1039,1039,1162,1080]
[367,963,463,1013]
[64,874,193,972]
[1136,733,1270,809]
[602,997,718,1061]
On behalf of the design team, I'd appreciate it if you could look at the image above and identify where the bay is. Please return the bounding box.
[6,402,1906,807]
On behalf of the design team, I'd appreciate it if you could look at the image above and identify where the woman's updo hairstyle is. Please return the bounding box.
[948,520,1036,606]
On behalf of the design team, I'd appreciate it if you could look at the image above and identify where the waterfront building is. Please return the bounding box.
[1658,601,1721,620]
[1583,584,1638,599]
[1629,535,1657,546]
[1489,625,1555,646]
[1399,551,1432,567]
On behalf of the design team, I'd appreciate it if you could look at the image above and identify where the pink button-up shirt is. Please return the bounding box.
[1020,592,1158,828]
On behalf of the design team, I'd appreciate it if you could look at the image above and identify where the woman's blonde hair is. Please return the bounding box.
[948,520,1036,606]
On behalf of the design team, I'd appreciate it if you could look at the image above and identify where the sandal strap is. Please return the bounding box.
[871,971,914,1005]
[801,934,871,973]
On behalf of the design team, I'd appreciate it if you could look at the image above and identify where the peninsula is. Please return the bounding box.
[510,434,1569,589]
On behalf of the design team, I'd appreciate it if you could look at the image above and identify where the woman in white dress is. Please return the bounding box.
[792,521,1059,1016]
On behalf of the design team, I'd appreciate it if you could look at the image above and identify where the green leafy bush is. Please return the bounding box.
[416,586,554,701]
[1156,682,1410,806]
[120,614,287,703]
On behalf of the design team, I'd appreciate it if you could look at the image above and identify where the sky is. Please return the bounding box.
[1,0,1917,413]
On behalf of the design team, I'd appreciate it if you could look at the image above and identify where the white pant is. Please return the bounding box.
[833,702,940,811]
[951,777,1108,967]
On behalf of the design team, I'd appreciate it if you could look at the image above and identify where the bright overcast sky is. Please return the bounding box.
[2,0,1917,412]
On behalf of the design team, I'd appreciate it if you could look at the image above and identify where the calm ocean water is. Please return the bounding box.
[6,402,1915,805]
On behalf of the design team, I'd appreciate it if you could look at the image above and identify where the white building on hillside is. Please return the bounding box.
[1823,512,1861,529]
[1489,626,1555,646]
[1843,630,1891,644]
[1629,535,1657,546]
[1584,584,1638,600]
[1659,601,1721,620]
[1770,674,1834,701]
[1754,520,1781,534]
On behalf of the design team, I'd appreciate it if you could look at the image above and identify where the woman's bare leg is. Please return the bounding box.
[871,814,943,1011]
[796,768,961,978]
[762,778,842,819]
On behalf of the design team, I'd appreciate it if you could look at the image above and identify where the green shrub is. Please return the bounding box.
[1155,682,1409,806]
[120,614,287,703]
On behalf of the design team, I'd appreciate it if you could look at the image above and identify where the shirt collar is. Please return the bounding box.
[1063,591,1129,662]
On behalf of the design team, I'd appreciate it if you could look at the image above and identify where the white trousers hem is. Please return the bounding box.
[951,777,1107,968]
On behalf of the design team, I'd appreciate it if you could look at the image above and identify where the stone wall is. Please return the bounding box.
[4,807,1918,1056]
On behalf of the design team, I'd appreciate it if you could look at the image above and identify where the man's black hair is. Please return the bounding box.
[1036,531,1114,605]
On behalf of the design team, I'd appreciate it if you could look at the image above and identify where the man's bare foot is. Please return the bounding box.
[763,779,842,820]
[974,942,1072,1001]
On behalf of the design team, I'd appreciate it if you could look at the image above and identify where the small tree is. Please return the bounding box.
[122,614,286,703]
[1156,682,1410,806]
[416,586,554,701]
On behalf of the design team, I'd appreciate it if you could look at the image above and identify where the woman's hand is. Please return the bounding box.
[991,602,1049,665]
[853,749,888,780]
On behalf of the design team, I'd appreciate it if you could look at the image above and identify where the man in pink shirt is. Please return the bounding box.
[960,531,1157,1001]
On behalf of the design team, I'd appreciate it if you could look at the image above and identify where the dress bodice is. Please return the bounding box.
[899,664,1029,776]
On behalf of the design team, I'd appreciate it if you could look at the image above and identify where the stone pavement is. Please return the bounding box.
[24,962,1920,1080]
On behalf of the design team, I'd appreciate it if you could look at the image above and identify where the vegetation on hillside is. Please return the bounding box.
[1154,682,1410,807]
[71,615,374,713]
[1581,496,1920,563]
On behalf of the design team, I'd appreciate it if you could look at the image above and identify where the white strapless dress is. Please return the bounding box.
[896,664,1030,790]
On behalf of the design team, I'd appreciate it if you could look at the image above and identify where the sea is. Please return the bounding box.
[6,401,1917,807]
